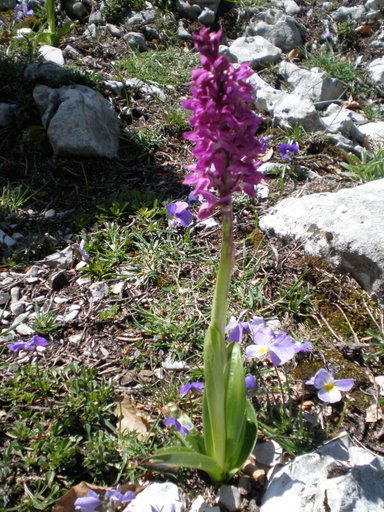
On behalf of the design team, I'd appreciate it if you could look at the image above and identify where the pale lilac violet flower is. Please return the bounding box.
[188,190,204,203]
[278,143,299,160]
[105,486,135,503]
[166,201,193,228]
[179,381,204,397]
[14,3,34,20]
[151,505,177,512]
[245,327,296,366]
[245,374,257,396]
[74,489,101,512]
[225,316,267,343]
[306,368,354,404]
[163,417,192,436]
[8,335,48,352]
[182,28,266,219]
[294,340,312,353]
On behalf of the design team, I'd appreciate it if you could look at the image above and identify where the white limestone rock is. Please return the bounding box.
[225,36,281,67]
[359,121,384,150]
[245,9,304,52]
[368,57,384,83]
[260,179,384,299]
[261,434,384,512]
[38,45,65,66]
[278,61,346,107]
[125,482,185,512]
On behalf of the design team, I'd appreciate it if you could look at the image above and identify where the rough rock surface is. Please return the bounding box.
[261,434,384,512]
[33,84,120,158]
[259,179,384,299]
[225,36,282,67]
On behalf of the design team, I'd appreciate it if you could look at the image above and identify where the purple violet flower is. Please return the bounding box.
[166,201,193,228]
[179,381,204,397]
[74,489,101,512]
[188,190,204,203]
[225,315,267,343]
[245,374,257,396]
[14,3,34,20]
[306,368,354,404]
[8,335,48,353]
[163,417,192,436]
[278,143,299,160]
[105,486,135,503]
[182,28,266,219]
[245,327,296,366]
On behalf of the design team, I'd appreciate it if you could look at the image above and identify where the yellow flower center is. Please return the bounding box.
[324,383,334,392]
[259,347,267,356]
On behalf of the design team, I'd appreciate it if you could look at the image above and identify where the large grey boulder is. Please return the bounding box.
[278,61,346,107]
[245,9,304,52]
[224,36,282,68]
[261,434,384,512]
[321,103,366,143]
[247,73,325,132]
[259,179,384,299]
[175,0,220,20]
[359,121,384,150]
[33,84,120,158]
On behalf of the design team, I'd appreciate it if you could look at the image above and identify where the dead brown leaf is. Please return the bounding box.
[115,394,149,439]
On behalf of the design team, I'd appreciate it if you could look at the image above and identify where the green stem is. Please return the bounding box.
[211,199,234,333]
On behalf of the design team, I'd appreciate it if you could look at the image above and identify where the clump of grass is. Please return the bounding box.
[304,50,362,93]
[31,308,61,335]
[118,47,198,87]
[340,149,384,183]
[102,0,145,24]
[0,182,33,219]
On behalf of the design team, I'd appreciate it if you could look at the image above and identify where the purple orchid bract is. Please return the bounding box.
[182,28,266,219]
[306,368,354,404]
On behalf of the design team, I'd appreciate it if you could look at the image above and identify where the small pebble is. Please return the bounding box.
[15,323,35,336]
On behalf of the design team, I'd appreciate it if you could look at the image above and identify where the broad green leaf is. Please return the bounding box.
[148,446,224,482]
[203,324,226,467]
[227,400,258,478]
[224,343,247,466]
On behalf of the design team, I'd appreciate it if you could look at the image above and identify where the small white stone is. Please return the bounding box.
[64,309,80,322]
[253,440,284,468]
[15,323,34,336]
[44,208,56,219]
[89,282,109,301]
[112,281,124,294]
[38,45,65,66]
[11,302,25,316]
[124,482,185,512]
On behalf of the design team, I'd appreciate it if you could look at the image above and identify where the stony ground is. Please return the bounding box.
[0,0,384,510]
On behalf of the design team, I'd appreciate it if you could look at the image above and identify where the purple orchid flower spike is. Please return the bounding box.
[179,381,204,397]
[278,143,299,160]
[163,417,192,436]
[74,489,101,512]
[306,368,354,404]
[166,201,193,228]
[105,486,135,503]
[181,27,266,219]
